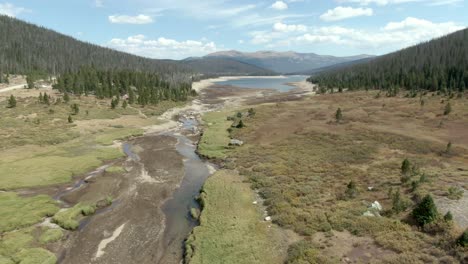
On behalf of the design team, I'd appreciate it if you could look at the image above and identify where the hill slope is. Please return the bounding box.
[309,28,468,93]
[204,50,373,74]
[182,57,276,76]
[0,15,186,77]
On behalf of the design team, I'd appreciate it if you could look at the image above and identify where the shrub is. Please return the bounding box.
[412,194,438,227]
[443,211,453,222]
[456,230,468,247]
[392,189,411,213]
[345,181,358,199]
[447,186,463,200]
[443,102,452,115]
[335,108,342,123]
[401,158,411,175]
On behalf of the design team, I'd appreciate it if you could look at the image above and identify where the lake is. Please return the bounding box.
[213,75,307,92]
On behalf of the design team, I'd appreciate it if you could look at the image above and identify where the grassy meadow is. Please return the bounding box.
[185,170,291,264]
[0,87,181,263]
[197,90,468,263]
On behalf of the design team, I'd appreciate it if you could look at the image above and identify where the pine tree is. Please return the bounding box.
[236,120,244,128]
[445,141,452,154]
[70,103,79,115]
[444,211,453,222]
[443,102,452,115]
[122,100,128,109]
[412,194,438,226]
[335,108,343,123]
[7,95,16,108]
[457,230,468,247]
[38,92,43,103]
[345,180,358,199]
[43,92,50,105]
[26,75,35,89]
[401,159,411,175]
[68,115,73,123]
[63,92,70,103]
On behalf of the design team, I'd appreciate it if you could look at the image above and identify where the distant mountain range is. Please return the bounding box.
[181,57,276,76]
[197,50,374,74]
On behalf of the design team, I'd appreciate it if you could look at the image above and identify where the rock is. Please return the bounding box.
[371,201,383,211]
[368,186,374,191]
[253,201,258,205]
[264,216,272,221]
[229,139,244,146]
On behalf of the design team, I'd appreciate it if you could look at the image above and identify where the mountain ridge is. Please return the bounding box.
[201,50,374,74]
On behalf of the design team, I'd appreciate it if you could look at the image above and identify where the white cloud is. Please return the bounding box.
[248,17,463,54]
[273,22,307,32]
[271,1,288,10]
[320,6,373,21]
[94,0,104,7]
[108,14,154,24]
[238,40,245,44]
[107,35,218,59]
[0,2,29,17]
[339,0,462,5]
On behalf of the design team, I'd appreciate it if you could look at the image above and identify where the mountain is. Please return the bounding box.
[0,15,188,80]
[181,57,276,76]
[204,50,373,74]
[309,28,468,93]
[291,57,375,76]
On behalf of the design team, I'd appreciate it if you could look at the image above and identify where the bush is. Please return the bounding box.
[401,158,411,175]
[443,211,453,222]
[345,180,358,199]
[447,186,463,200]
[456,230,468,247]
[412,194,438,227]
[443,102,452,115]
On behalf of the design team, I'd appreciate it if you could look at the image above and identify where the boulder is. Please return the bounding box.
[229,139,244,146]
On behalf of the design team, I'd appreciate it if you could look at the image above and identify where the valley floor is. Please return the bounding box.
[194,88,468,263]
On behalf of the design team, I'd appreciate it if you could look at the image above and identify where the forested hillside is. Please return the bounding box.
[0,15,188,80]
[53,67,195,105]
[309,28,468,94]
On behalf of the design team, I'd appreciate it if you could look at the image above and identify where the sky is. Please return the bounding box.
[1,0,467,59]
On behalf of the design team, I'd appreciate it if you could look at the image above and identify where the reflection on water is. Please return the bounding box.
[213,75,306,92]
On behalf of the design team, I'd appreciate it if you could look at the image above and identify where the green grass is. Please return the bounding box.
[0,193,59,233]
[52,203,96,230]
[0,142,123,190]
[12,248,56,264]
[95,127,144,145]
[105,165,125,174]
[197,111,233,159]
[185,170,284,264]
[39,228,63,244]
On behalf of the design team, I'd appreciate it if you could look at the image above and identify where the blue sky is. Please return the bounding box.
[1,0,467,59]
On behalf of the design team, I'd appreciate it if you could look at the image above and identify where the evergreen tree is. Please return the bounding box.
[401,158,411,175]
[122,100,128,109]
[63,92,70,103]
[68,115,73,123]
[446,141,452,154]
[412,194,438,226]
[7,95,16,108]
[345,180,358,199]
[38,92,43,103]
[443,102,452,115]
[26,75,35,89]
[457,230,468,247]
[70,103,79,115]
[43,92,50,105]
[444,211,453,222]
[335,108,343,123]
[236,120,244,128]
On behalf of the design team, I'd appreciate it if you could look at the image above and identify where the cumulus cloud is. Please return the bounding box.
[273,22,307,32]
[320,6,373,21]
[271,1,288,10]
[0,2,29,17]
[249,17,463,54]
[107,35,218,59]
[108,14,154,24]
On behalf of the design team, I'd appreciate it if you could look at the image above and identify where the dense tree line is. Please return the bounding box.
[309,28,468,94]
[0,15,191,85]
[52,67,196,105]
